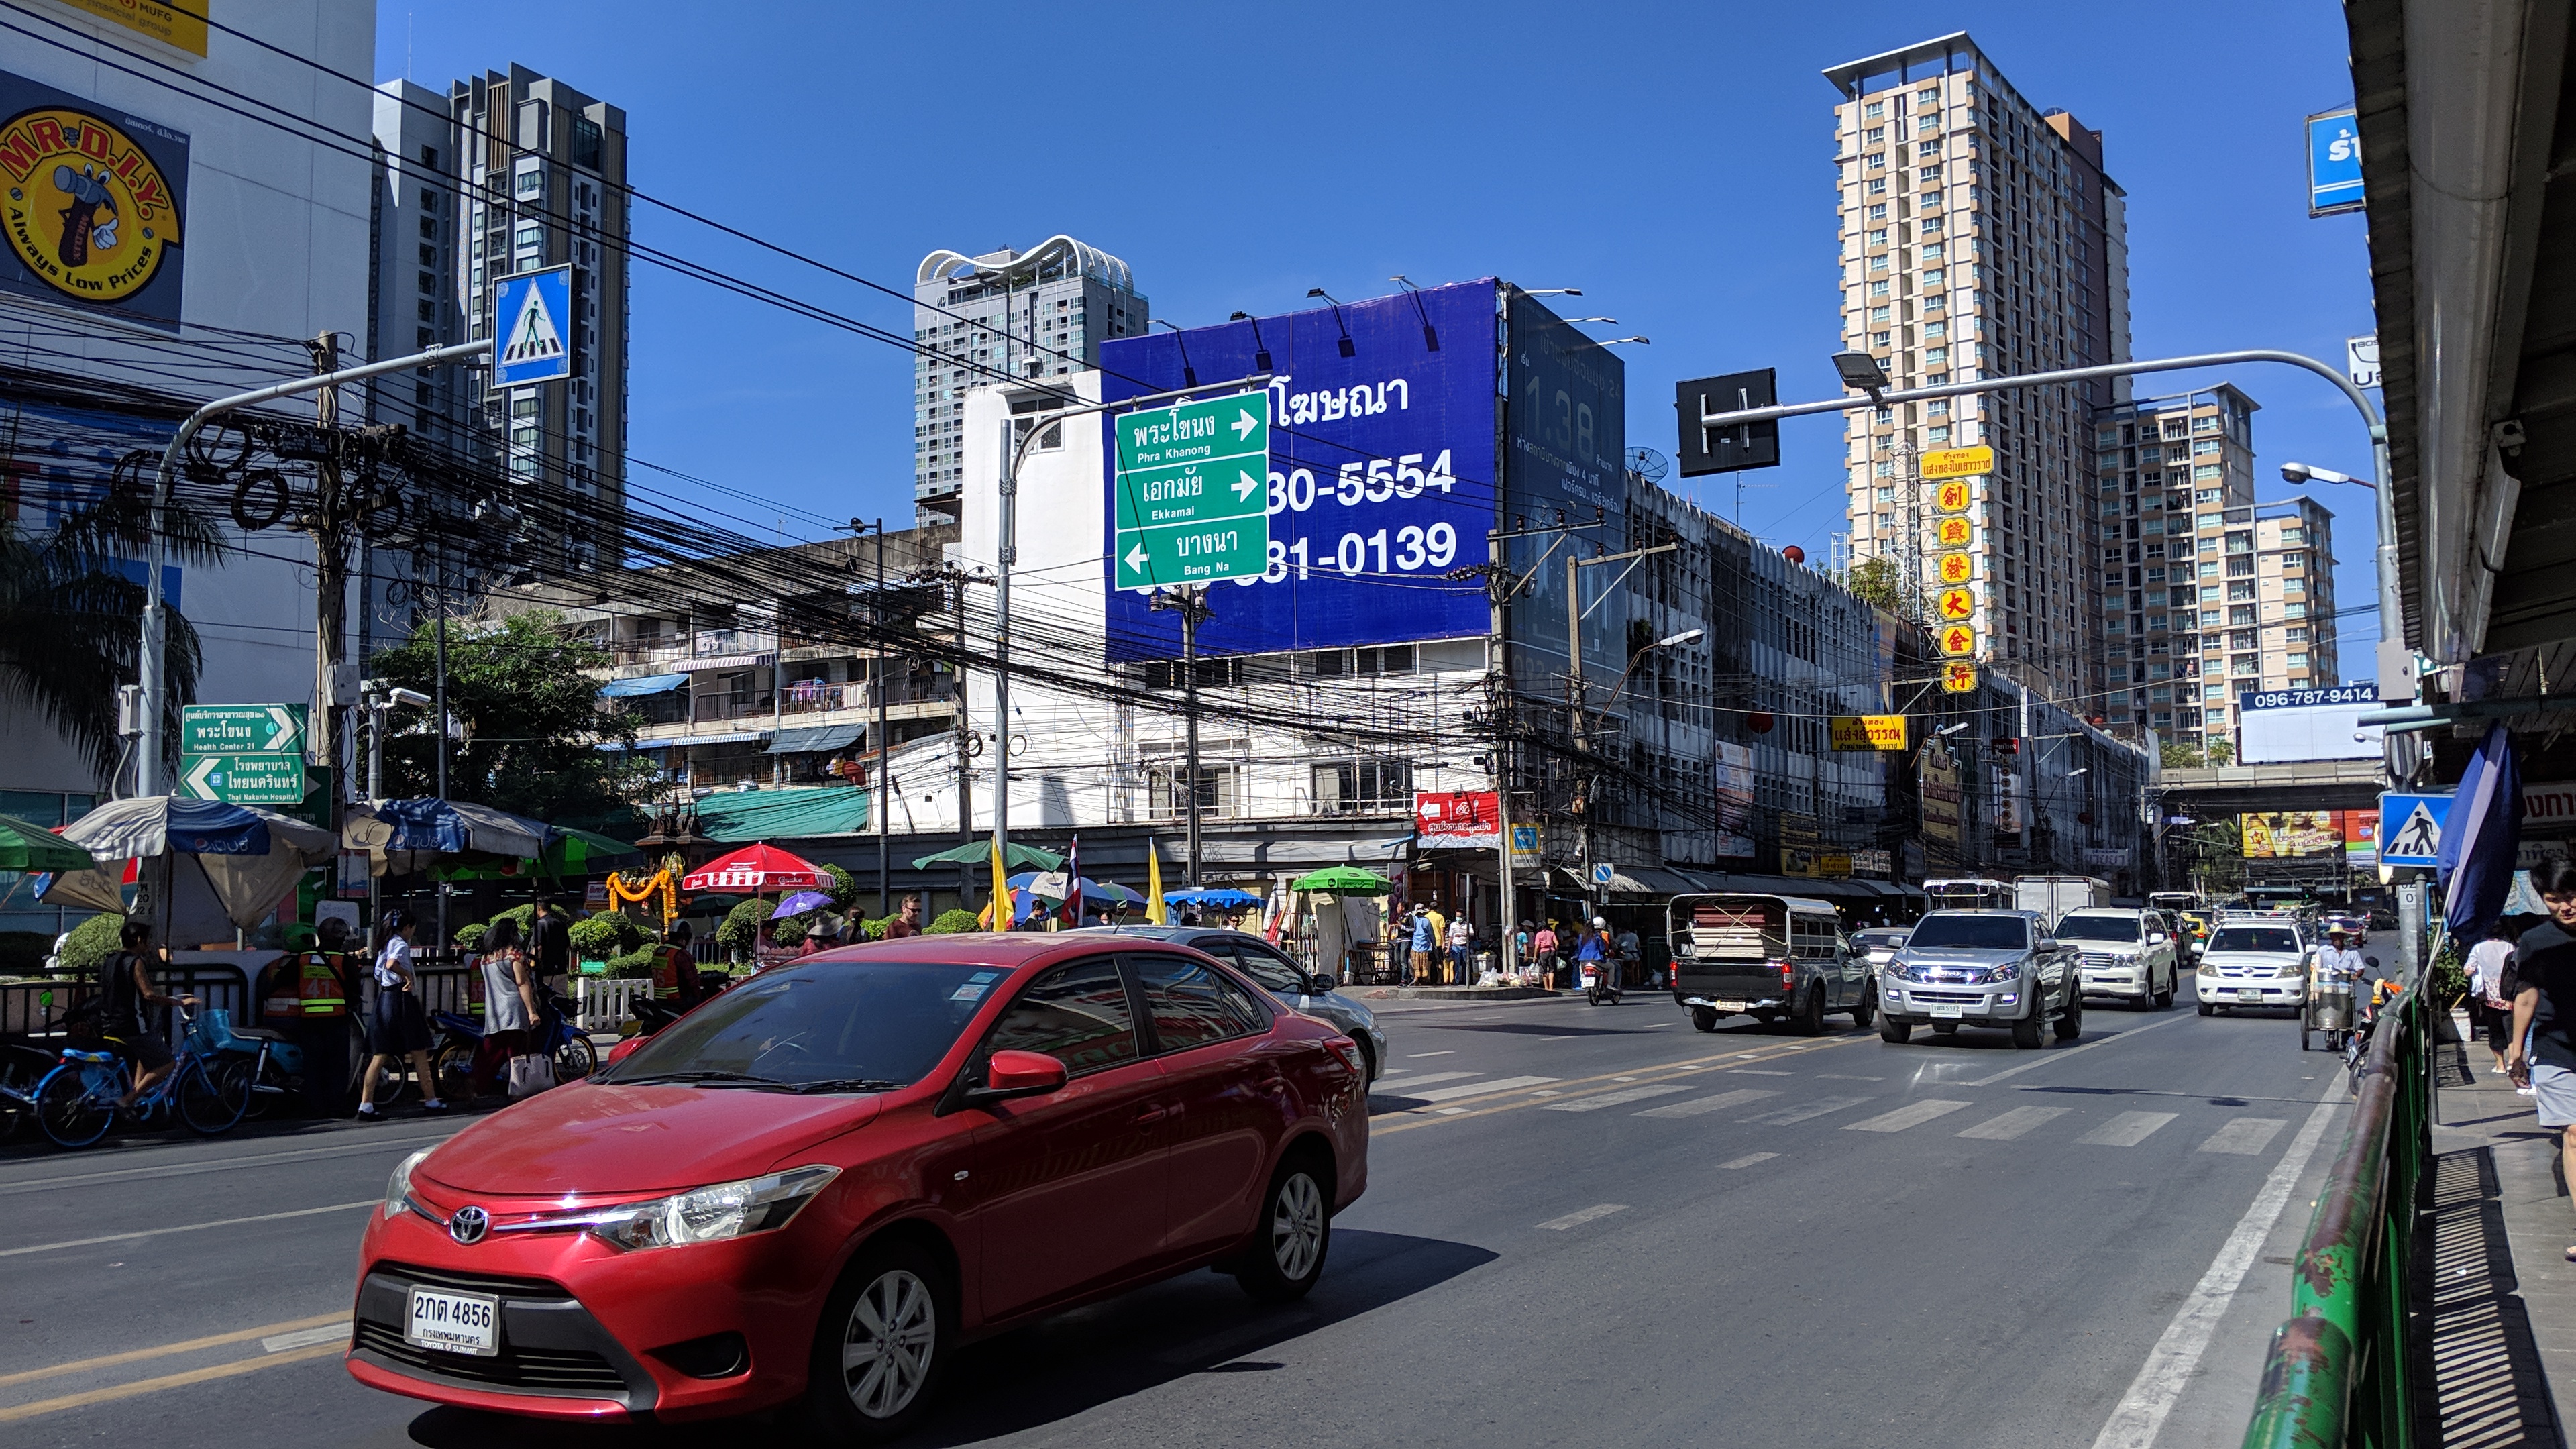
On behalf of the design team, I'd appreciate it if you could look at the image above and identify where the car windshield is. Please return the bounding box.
[2209,928,2301,955]
[2052,916,2141,943]
[1854,930,1909,949]
[602,959,1002,1091]
[1904,915,2030,950]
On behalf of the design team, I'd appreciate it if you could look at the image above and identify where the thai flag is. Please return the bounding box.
[1060,835,1083,927]
[2438,721,2521,938]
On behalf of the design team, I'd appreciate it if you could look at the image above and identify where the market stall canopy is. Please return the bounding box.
[1290,866,1392,893]
[912,840,1063,871]
[431,826,644,881]
[682,841,824,893]
[0,812,96,873]
[344,798,555,878]
[599,673,688,698]
[765,724,864,755]
[1006,872,1144,908]
[1164,887,1263,909]
[696,788,871,841]
[57,795,335,936]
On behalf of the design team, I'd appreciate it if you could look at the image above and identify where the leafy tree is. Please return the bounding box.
[56,912,125,976]
[365,609,652,822]
[2160,742,2206,769]
[1844,556,1902,612]
[820,863,857,911]
[2206,739,2236,767]
[716,897,771,959]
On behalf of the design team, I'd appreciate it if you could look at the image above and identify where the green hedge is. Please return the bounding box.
[926,908,979,935]
[57,912,123,976]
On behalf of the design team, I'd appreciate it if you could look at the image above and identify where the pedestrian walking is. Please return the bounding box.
[1446,912,1472,985]
[2503,860,2576,1258]
[471,917,537,1099]
[1407,904,1436,985]
[1515,920,1535,985]
[2468,921,2521,1077]
[529,895,570,992]
[357,912,448,1121]
[883,893,925,940]
[1532,920,1560,989]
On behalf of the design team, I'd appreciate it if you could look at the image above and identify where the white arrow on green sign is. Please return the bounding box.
[180,703,305,755]
[180,752,307,805]
[1112,390,1271,589]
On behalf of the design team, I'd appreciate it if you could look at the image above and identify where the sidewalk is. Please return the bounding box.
[2418,1016,2573,1446]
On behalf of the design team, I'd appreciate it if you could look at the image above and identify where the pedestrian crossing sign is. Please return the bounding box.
[492,265,573,387]
[2377,791,2450,867]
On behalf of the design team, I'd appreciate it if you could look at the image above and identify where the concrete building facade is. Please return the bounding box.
[1825,32,2132,708]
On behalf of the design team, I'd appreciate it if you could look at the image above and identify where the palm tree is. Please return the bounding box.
[0,475,224,786]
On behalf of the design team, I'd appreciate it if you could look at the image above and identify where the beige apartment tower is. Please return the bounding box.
[1824,33,2132,706]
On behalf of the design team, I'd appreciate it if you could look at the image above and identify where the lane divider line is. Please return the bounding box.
[0,1199,379,1259]
[2086,1091,2343,1449]
[1535,1203,1627,1231]
[260,1324,350,1354]
[0,1131,458,1197]
[0,1311,345,1390]
[0,1342,343,1424]
[1957,1012,2198,1087]
[1372,1032,1871,1136]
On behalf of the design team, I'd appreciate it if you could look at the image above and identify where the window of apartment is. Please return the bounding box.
[2192,415,2221,433]
[513,164,542,199]
[2191,439,2221,457]
[1864,126,1886,144]
[1867,203,1888,221]
[513,222,543,250]
[2194,464,2222,480]
[1310,759,1411,815]
[1149,764,1238,822]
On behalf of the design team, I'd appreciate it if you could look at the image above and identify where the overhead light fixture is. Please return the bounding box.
[1307,288,1356,357]
[1832,350,1890,400]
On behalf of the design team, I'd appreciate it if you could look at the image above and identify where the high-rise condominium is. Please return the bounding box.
[1824,33,2131,706]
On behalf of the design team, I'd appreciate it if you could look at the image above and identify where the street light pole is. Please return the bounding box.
[138,339,488,795]
[1565,541,1680,924]
[873,517,890,918]
[1150,586,1212,887]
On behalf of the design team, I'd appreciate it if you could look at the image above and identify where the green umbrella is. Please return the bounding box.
[0,812,96,873]
[1290,866,1392,893]
[910,840,1063,871]
[433,826,645,881]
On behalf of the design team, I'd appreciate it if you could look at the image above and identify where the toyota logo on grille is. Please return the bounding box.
[449,1205,490,1245]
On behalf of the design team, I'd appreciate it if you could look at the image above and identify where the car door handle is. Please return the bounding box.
[1134,1104,1170,1126]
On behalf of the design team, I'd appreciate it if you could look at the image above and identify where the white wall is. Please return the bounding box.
[0,1,376,798]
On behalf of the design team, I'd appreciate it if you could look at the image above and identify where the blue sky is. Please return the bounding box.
[377,1,2381,665]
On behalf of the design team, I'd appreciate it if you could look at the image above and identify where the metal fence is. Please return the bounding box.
[2240,985,2431,1448]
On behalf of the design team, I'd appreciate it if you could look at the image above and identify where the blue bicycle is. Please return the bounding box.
[34,1007,248,1148]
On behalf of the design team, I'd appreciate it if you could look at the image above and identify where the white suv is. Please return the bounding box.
[2055,908,2179,1010]
[2194,918,2311,1014]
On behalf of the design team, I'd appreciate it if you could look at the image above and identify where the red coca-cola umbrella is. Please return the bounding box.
[680,842,825,894]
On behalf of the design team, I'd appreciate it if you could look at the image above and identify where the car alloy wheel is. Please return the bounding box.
[1273,1171,1325,1282]
[841,1267,936,1421]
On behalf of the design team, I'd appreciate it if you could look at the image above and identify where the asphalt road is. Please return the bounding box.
[0,979,2355,1448]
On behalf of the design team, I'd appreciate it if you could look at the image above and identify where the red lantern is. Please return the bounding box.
[1748,710,1776,734]
[1782,545,1806,565]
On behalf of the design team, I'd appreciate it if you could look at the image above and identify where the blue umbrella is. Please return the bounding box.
[2438,720,2522,940]
[1166,887,1262,909]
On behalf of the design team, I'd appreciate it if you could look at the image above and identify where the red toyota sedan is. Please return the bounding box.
[345,934,1369,1438]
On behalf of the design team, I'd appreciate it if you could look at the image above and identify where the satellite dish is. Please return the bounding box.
[1626,447,1670,484]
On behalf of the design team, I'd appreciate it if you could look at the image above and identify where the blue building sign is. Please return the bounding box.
[1099,282,1499,660]
[1504,292,1628,680]
[490,266,573,387]
[2307,109,2364,217]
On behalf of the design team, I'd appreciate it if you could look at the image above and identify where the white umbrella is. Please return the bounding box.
[58,795,337,938]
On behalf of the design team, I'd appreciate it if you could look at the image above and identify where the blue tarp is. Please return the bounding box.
[600,673,688,698]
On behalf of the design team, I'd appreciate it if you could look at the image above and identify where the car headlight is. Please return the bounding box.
[2197,959,2218,975]
[1970,961,2023,985]
[586,1165,841,1251]
[2275,959,2306,978]
[384,1148,432,1219]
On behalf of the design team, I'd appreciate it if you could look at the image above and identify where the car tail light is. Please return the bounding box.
[1776,959,1795,991]
[1323,1037,1366,1077]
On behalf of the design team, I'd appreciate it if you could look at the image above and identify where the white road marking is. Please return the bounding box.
[0,1133,457,1197]
[1958,1012,2197,1087]
[1956,1106,2072,1140]
[1744,1095,1872,1126]
[260,1324,350,1354]
[1732,1069,1796,1076]
[1815,1073,1885,1081]
[1718,1152,1778,1169]
[1636,1089,1779,1118]
[1407,1075,1560,1104]
[1435,1107,1470,1116]
[1408,1051,1456,1057]
[1538,1035,1578,1042]
[2088,1095,2339,1449]
[0,1199,379,1258]
[1845,1099,1974,1133]
[1536,1203,1629,1231]
[1373,1071,1476,1092]
[2196,1118,2288,1156]
[1544,1085,1691,1112]
[1640,1022,1676,1029]
[1612,1075,1640,1082]
[2078,1111,2179,1148]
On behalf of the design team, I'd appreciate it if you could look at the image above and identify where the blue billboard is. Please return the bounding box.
[1503,292,1629,680]
[1099,281,1499,660]
[2306,108,2363,216]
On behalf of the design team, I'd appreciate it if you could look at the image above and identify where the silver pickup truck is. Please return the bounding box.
[1876,909,2081,1049]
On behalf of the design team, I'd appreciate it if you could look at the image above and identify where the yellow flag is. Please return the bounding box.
[989,836,1012,932]
[1146,840,1167,925]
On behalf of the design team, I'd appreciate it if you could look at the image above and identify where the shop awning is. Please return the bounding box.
[694,787,871,841]
[765,723,864,755]
[599,672,688,698]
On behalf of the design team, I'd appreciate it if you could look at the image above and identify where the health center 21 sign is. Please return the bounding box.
[0,70,190,329]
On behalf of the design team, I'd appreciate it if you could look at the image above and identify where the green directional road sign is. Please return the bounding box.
[180,753,307,805]
[1112,390,1271,589]
[180,703,305,756]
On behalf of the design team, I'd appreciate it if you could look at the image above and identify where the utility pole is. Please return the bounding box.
[306,332,350,826]
[873,517,889,917]
[1565,541,1680,926]
[1151,586,1212,887]
[949,566,975,905]
[1485,525,1517,977]
[991,417,1016,880]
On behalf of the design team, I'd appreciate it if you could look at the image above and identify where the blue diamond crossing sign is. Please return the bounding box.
[492,266,573,387]
[2378,792,2451,867]
[1591,862,1615,887]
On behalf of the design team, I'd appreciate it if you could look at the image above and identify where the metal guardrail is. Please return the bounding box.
[2242,985,2430,1448]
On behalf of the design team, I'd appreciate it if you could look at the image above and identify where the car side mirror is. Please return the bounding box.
[2149,933,2168,944]
[1306,973,1337,995]
[965,1049,1067,1106]
[2038,938,2060,953]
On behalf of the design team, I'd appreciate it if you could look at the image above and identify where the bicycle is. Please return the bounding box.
[34,1007,249,1148]
[426,988,596,1104]
[0,1041,62,1142]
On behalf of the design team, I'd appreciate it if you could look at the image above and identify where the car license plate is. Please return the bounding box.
[1709,1000,1746,1014]
[2236,989,2262,1002]
[405,1287,499,1357]
[1929,1004,1966,1019]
